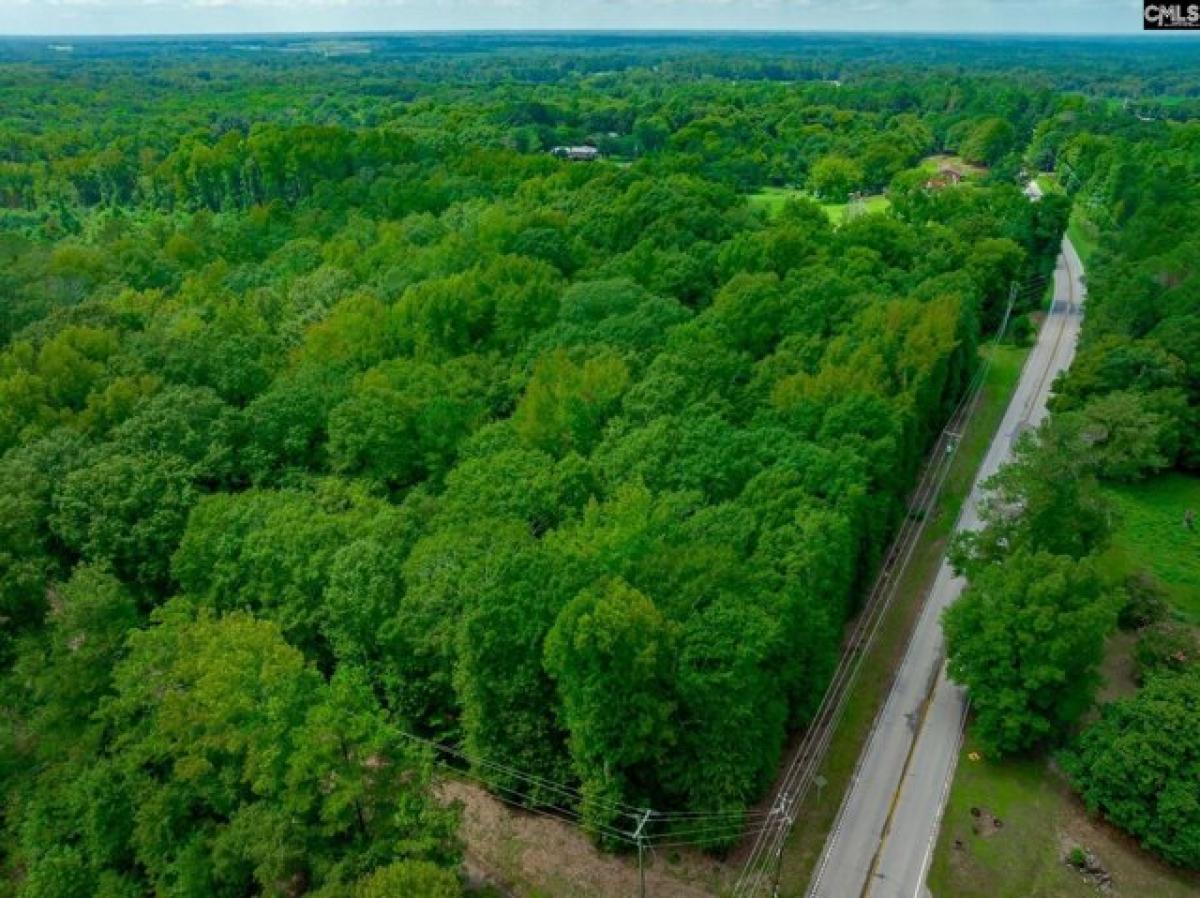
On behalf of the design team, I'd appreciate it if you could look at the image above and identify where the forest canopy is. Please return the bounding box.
[2,32,1195,896]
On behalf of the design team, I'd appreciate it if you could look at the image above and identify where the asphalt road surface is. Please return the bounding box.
[807,235,1086,898]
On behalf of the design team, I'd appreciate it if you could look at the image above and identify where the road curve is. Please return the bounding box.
[807,236,1086,898]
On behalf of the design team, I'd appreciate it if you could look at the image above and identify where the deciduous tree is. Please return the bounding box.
[944,551,1118,755]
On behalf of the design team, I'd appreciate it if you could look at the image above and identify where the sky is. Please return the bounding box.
[0,0,1151,37]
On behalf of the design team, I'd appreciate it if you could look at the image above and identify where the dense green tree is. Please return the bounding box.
[1133,621,1198,683]
[171,486,380,654]
[808,153,863,201]
[964,237,1025,330]
[595,407,761,502]
[17,566,137,754]
[52,451,197,595]
[241,364,353,483]
[328,357,490,488]
[151,300,280,405]
[101,608,458,896]
[0,431,83,646]
[35,326,120,411]
[513,349,629,458]
[1117,570,1169,631]
[436,443,571,533]
[545,578,678,829]
[668,595,789,822]
[944,551,1118,756]
[1067,389,1177,481]
[1061,667,1200,869]
[109,385,240,485]
[959,117,1017,165]
[452,524,574,797]
[707,273,787,357]
[348,861,461,898]
[320,499,430,698]
[953,419,1112,569]
[397,522,519,734]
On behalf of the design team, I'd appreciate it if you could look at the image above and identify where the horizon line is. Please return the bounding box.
[0,27,1171,40]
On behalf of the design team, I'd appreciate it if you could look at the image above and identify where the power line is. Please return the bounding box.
[397,726,778,846]
[445,763,639,846]
[432,745,775,850]
[398,276,1032,896]
[730,279,1023,898]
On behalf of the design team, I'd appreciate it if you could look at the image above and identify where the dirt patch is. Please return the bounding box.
[1056,834,1113,893]
[923,154,989,178]
[440,780,728,898]
[967,805,1006,839]
[1053,768,1200,898]
[1095,630,1139,705]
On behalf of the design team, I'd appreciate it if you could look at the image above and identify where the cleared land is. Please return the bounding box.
[928,735,1200,898]
[444,780,731,898]
[920,153,988,180]
[749,154,988,223]
[1102,473,1200,621]
[747,188,890,222]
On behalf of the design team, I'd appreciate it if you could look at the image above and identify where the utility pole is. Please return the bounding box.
[633,808,653,898]
[999,280,1018,339]
[769,793,795,897]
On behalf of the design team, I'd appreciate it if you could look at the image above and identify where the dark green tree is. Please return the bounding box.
[544,577,678,830]
[1061,667,1200,869]
[944,551,1118,756]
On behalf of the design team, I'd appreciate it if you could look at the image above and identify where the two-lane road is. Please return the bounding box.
[808,236,1086,898]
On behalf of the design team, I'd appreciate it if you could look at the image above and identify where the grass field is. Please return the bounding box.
[775,343,1030,895]
[1101,473,1200,621]
[921,154,988,183]
[920,153,988,180]
[928,736,1200,898]
[1036,173,1064,195]
[747,187,890,223]
[748,153,991,222]
[1066,211,1101,269]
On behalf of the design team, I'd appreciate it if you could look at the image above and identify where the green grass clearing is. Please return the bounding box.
[921,154,988,180]
[1066,211,1101,269]
[821,194,890,223]
[929,736,1200,898]
[776,344,1030,896]
[1100,473,1200,621]
[1035,173,1065,195]
[747,187,890,223]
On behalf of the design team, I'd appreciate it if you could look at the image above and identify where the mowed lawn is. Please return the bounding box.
[1101,472,1200,621]
[749,154,985,222]
[747,187,890,223]
[929,737,1200,898]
